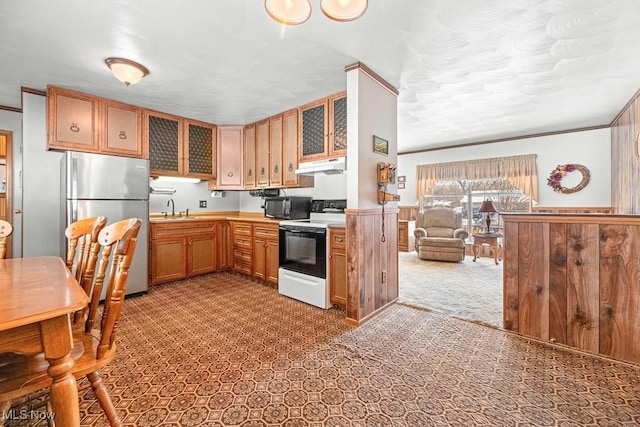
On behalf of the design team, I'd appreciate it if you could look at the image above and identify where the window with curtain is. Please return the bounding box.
[421,179,531,237]
[416,154,538,204]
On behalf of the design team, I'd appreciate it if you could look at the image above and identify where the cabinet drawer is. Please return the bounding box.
[232,222,253,236]
[330,230,346,248]
[234,261,253,276]
[233,248,252,263]
[254,224,279,238]
[234,236,252,249]
[151,221,217,240]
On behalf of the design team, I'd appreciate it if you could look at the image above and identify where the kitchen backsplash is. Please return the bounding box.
[149,173,348,215]
[149,180,239,214]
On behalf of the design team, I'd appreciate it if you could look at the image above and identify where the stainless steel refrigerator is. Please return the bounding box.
[63,151,149,296]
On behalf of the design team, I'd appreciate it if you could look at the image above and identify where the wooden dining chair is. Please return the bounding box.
[0,220,13,259]
[65,216,107,325]
[0,218,142,427]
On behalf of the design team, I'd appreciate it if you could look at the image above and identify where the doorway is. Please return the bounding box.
[0,131,13,258]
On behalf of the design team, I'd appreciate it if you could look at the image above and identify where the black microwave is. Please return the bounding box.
[264,196,312,220]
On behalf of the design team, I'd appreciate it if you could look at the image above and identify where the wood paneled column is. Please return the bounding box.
[345,208,399,325]
[344,62,399,325]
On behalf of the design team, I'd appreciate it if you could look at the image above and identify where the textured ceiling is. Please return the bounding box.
[1,0,640,153]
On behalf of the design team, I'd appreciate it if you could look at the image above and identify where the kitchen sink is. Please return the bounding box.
[164,216,203,220]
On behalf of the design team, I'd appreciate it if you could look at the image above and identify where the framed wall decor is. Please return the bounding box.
[397,175,406,183]
[398,182,405,189]
[373,135,388,155]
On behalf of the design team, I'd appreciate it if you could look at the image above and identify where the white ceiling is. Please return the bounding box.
[2,0,640,153]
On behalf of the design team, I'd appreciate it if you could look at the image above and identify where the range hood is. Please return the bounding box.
[295,156,346,175]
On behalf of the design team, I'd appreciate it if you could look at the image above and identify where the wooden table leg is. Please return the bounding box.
[40,315,80,427]
[473,244,479,262]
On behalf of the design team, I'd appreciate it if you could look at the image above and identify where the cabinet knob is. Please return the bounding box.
[70,123,80,133]
[274,164,278,174]
[248,169,253,177]
[288,163,293,172]
[119,131,127,139]
[228,172,233,177]
[261,167,265,175]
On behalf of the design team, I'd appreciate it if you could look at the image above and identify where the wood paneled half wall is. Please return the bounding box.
[345,209,399,326]
[503,213,640,364]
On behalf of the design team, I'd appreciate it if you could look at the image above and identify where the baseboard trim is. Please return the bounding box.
[345,298,398,326]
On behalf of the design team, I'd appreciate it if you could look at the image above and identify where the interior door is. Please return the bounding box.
[0,131,14,258]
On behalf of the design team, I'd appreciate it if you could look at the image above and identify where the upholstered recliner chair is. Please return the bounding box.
[414,207,469,262]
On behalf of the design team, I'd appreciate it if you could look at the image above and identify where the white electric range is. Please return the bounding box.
[278,200,346,309]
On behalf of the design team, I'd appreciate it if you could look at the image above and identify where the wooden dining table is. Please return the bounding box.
[0,256,88,426]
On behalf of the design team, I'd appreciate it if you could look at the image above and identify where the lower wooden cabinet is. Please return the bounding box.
[188,235,217,276]
[253,223,279,286]
[151,218,283,287]
[232,221,253,275]
[329,227,347,306]
[151,238,188,284]
[217,221,232,271]
[150,221,217,285]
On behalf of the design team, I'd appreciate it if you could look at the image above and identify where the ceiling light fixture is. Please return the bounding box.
[265,0,367,25]
[105,57,149,86]
[320,0,367,22]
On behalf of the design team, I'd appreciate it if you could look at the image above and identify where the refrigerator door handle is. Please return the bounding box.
[70,199,78,223]
[71,156,78,200]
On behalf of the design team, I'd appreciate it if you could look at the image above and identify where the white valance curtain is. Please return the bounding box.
[416,154,538,202]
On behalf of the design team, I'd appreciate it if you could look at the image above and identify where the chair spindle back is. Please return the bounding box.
[84,218,141,359]
[0,220,13,259]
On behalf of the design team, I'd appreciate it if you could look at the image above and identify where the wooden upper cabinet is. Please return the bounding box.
[47,86,99,152]
[328,91,347,158]
[282,109,299,187]
[255,119,270,188]
[185,119,216,180]
[103,99,144,157]
[244,123,256,189]
[147,110,183,176]
[214,125,244,189]
[299,97,328,163]
[269,114,283,187]
[282,108,313,188]
[299,91,346,163]
[47,86,145,158]
[146,112,216,179]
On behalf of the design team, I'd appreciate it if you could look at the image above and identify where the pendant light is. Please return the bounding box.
[105,58,149,86]
[265,0,312,25]
[265,0,367,25]
[321,0,367,22]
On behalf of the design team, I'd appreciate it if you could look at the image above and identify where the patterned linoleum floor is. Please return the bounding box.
[7,272,640,426]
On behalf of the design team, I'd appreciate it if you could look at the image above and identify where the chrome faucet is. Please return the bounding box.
[167,198,175,217]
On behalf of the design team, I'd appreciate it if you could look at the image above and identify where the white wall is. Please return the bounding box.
[150,173,348,216]
[238,173,348,213]
[347,69,398,209]
[398,128,611,207]
[149,180,240,215]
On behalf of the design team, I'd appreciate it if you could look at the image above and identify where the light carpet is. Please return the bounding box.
[398,251,503,328]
